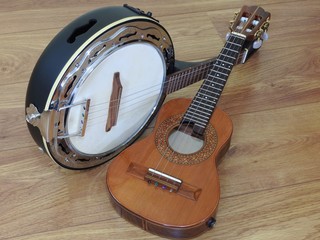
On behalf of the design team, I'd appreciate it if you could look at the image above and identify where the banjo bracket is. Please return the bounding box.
[123,4,158,22]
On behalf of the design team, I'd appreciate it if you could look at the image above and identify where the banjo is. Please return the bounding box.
[25,4,264,169]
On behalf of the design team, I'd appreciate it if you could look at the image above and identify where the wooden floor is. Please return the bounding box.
[1,0,319,239]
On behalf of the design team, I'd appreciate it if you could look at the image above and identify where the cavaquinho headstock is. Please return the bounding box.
[229,6,271,49]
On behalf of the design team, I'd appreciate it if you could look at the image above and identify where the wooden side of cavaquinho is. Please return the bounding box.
[108,194,219,239]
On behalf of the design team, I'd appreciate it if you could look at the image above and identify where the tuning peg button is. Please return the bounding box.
[253,39,263,49]
[261,31,269,41]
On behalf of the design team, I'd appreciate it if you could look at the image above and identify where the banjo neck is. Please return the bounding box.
[165,49,250,95]
[165,59,213,95]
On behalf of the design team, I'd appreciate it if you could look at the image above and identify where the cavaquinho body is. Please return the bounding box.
[106,98,232,238]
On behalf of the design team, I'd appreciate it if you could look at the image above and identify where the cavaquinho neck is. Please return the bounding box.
[181,33,246,136]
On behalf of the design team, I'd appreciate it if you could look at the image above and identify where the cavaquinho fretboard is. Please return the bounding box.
[181,33,246,136]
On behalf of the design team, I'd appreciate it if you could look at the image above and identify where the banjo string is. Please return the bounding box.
[82,62,209,109]
[79,65,209,124]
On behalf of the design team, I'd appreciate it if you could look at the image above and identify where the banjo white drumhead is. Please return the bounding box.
[66,42,166,155]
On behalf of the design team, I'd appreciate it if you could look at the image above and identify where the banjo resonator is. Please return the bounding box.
[25,5,175,169]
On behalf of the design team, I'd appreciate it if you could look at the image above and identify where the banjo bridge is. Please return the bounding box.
[106,72,123,132]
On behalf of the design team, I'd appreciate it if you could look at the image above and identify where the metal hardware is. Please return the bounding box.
[26,104,55,142]
[26,99,90,142]
[56,99,90,139]
[123,4,158,22]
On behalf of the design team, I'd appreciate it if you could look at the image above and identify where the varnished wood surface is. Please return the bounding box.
[0,0,319,239]
[106,99,232,238]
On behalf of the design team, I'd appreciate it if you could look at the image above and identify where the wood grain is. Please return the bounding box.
[106,99,232,238]
[0,0,319,239]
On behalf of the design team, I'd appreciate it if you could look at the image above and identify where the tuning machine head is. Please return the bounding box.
[253,39,263,49]
[227,6,271,50]
[261,20,270,31]
[229,11,240,30]
[261,19,270,40]
[252,18,270,49]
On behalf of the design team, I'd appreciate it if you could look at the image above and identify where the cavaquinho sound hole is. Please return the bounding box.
[155,114,218,165]
[168,128,204,154]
